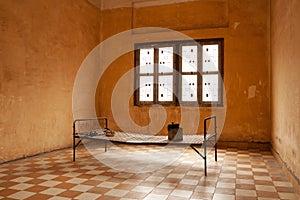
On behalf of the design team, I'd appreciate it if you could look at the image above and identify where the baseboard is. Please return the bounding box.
[271,146,300,196]
[217,141,270,150]
[0,146,72,165]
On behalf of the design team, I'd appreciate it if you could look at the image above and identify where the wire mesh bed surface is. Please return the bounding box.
[73,116,218,176]
[77,131,212,145]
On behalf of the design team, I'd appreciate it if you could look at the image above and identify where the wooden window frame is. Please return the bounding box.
[134,38,224,107]
[199,39,224,107]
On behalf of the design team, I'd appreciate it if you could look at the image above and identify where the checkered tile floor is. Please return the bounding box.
[0,143,299,200]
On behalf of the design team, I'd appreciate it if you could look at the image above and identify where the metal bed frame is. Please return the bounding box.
[73,116,217,176]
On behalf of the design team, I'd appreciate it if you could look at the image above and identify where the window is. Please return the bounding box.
[134,39,223,106]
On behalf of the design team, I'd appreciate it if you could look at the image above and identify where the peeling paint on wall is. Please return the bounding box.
[248,85,256,99]
[271,0,300,185]
[0,0,100,162]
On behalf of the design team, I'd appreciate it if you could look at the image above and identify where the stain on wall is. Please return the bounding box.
[271,0,300,186]
[0,0,100,162]
[96,0,271,142]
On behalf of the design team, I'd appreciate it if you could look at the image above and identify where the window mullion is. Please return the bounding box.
[153,48,158,104]
[157,45,175,104]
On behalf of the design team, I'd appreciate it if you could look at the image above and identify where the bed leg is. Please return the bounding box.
[73,137,76,162]
[215,143,218,162]
[105,142,107,152]
[204,141,207,176]
[204,156,207,176]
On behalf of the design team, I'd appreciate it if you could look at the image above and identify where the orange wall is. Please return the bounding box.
[271,0,300,185]
[0,0,273,163]
[96,0,271,142]
[0,0,100,162]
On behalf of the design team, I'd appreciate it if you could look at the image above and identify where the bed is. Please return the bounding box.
[73,116,218,176]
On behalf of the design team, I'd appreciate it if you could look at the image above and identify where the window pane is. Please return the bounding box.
[182,75,197,101]
[202,44,219,72]
[158,47,173,73]
[202,74,219,102]
[158,75,173,102]
[182,45,198,72]
[139,76,154,101]
[139,48,154,74]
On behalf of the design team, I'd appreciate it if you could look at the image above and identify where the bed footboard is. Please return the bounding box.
[73,117,108,161]
[190,116,217,176]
